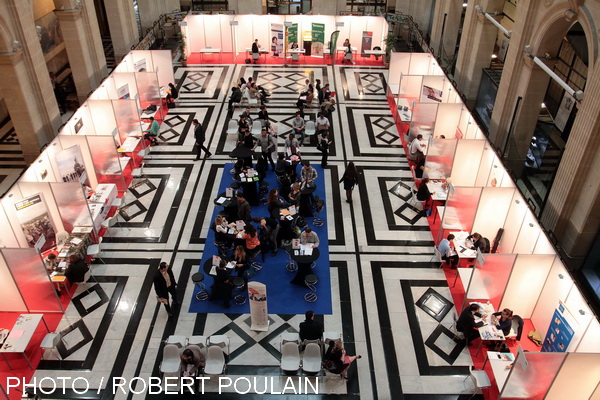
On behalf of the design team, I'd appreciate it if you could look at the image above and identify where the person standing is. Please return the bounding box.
[339,162,358,203]
[254,129,276,171]
[168,83,179,99]
[319,133,331,168]
[237,192,251,222]
[154,262,178,317]
[212,260,233,308]
[192,119,211,160]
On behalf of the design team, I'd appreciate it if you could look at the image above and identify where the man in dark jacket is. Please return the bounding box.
[228,86,243,110]
[192,119,211,160]
[456,303,485,343]
[237,192,251,222]
[299,310,323,342]
[154,262,178,316]
[65,254,89,284]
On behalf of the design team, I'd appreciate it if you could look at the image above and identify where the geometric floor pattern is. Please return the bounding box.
[30,63,483,400]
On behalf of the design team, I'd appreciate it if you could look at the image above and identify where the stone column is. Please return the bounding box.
[138,0,163,33]
[541,63,600,263]
[430,0,464,63]
[55,1,108,104]
[103,0,139,61]
[395,0,435,36]
[229,0,263,14]
[0,51,59,162]
[454,0,505,102]
[0,0,62,162]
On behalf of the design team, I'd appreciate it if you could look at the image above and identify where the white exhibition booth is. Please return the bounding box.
[181,14,389,58]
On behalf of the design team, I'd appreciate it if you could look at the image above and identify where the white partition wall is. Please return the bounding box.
[0,255,26,312]
[150,50,175,87]
[88,100,118,136]
[388,52,410,94]
[575,319,600,352]
[0,206,18,248]
[219,14,235,53]
[112,73,140,100]
[471,187,513,241]
[545,353,600,400]
[450,140,486,186]
[62,104,96,135]
[501,254,555,317]
[130,50,154,72]
[58,135,98,188]
[531,258,574,338]
[563,287,595,352]
[513,211,543,254]
[17,182,66,235]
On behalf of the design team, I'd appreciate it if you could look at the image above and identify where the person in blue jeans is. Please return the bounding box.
[143,116,160,145]
[291,113,305,146]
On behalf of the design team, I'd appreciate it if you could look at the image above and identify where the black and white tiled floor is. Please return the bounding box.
[33,64,482,400]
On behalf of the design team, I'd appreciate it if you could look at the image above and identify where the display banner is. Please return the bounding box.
[542,302,575,352]
[287,23,298,50]
[329,30,340,57]
[311,23,325,57]
[14,193,57,252]
[270,24,284,57]
[134,58,147,72]
[361,31,373,57]
[55,145,91,187]
[248,282,269,331]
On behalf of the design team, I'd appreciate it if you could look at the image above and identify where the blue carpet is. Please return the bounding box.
[189,163,332,315]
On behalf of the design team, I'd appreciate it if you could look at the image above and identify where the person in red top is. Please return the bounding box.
[241,224,260,257]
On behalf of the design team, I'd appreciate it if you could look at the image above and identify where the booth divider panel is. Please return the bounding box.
[513,211,542,254]
[130,50,154,72]
[411,102,438,139]
[50,182,92,233]
[34,152,58,183]
[0,206,19,248]
[575,319,600,352]
[546,353,600,399]
[135,72,162,121]
[409,53,432,75]
[88,100,118,136]
[500,351,565,400]
[530,258,573,340]
[472,187,514,242]
[399,75,423,99]
[433,103,462,137]
[500,192,528,253]
[205,17,223,51]
[1,187,29,248]
[112,99,142,144]
[2,248,63,313]
[112,73,139,101]
[451,140,485,186]
[219,15,235,53]
[389,53,410,90]
[17,182,66,239]
[466,254,515,310]
[0,252,27,312]
[501,254,555,318]
[440,186,482,243]
[563,288,595,352]
[86,136,127,193]
[67,105,96,135]
[58,136,99,189]
[425,138,456,180]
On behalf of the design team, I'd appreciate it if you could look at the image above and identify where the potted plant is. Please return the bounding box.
[177,32,187,65]
[384,32,398,64]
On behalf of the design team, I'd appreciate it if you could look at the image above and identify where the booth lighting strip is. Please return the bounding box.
[529,55,584,102]
[474,5,511,38]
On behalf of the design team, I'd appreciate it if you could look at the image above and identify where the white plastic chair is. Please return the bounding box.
[323,332,341,345]
[86,237,104,264]
[464,366,491,397]
[280,342,300,374]
[251,120,262,135]
[305,120,316,136]
[226,120,238,134]
[281,332,300,346]
[252,52,260,62]
[432,247,444,269]
[101,216,120,236]
[160,344,182,376]
[41,333,62,360]
[301,343,322,374]
[243,90,258,106]
[166,335,187,348]
[204,345,226,375]
[187,335,207,348]
[207,335,230,355]
[292,52,299,61]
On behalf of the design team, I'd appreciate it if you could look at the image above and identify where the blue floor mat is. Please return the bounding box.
[188,163,332,315]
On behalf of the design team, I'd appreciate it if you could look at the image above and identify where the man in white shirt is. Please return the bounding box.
[315,112,330,137]
[409,134,425,161]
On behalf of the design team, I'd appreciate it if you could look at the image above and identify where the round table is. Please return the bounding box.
[288,246,320,285]
[238,173,259,206]
[213,192,237,220]
[230,145,254,159]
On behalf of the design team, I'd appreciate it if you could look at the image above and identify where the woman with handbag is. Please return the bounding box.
[319,133,331,168]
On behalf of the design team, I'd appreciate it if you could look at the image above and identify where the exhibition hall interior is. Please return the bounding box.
[0,0,599,399]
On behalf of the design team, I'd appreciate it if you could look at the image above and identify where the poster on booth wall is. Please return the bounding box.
[117,84,130,100]
[55,145,91,187]
[270,24,284,57]
[311,23,325,57]
[542,302,575,352]
[134,58,147,72]
[14,193,57,252]
[248,282,269,331]
[286,23,298,51]
[361,31,373,57]
[421,85,443,103]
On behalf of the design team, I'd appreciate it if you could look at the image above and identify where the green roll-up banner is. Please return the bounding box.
[287,23,298,49]
[311,23,325,57]
[330,30,340,57]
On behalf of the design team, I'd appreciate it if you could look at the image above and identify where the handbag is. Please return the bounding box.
[305,182,316,190]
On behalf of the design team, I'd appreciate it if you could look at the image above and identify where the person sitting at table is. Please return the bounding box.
[289,182,301,210]
[232,245,250,280]
[456,303,486,344]
[315,112,330,138]
[45,253,59,272]
[467,232,490,253]
[228,86,242,110]
[438,234,459,268]
[285,133,300,153]
[299,310,323,342]
[300,227,320,248]
[236,192,252,222]
[492,308,514,336]
[267,189,287,219]
[408,134,425,161]
[143,116,160,146]
[233,158,246,178]
[415,154,425,179]
[251,39,261,62]
[211,259,233,308]
[214,215,234,246]
[416,178,433,216]
[239,77,246,87]
[241,224,260,257]
[168,83,179,99]
[292,113,306,146]
[290,41,299,49]
[258,105,274,133]
[65,254,89,284]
